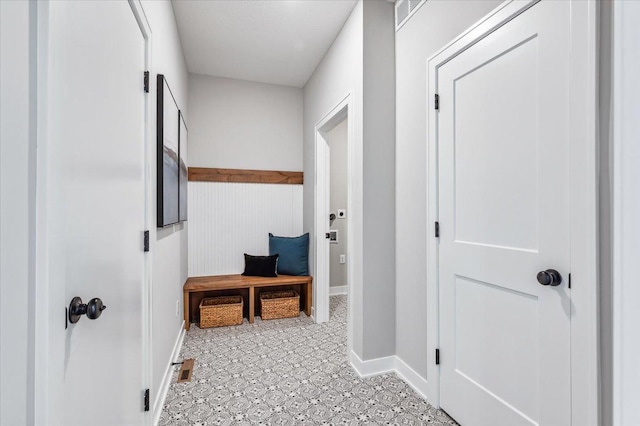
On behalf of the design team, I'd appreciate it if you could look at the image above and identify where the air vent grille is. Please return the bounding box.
[409,0,422,12]
[396,0,410,27]
[396,0,426,31]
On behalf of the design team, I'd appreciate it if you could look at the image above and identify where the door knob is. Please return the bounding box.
[68,297,107,324]
[536,269,562,287]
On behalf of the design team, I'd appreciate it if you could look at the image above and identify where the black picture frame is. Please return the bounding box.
[157,74,180,227]
[178,110,188,222]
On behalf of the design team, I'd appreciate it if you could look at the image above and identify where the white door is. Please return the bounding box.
[44,1,147,425]
[437,2,571,425]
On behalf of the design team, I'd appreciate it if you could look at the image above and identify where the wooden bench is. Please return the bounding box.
[183,274,313,330]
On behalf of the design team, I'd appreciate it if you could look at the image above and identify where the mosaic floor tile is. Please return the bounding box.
[159,296,457,425]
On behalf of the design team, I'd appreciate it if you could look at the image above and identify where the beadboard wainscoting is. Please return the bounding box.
[188,181,303,276]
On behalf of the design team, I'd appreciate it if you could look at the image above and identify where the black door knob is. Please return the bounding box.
[537,269,562,287]
[86,298,107,320]
[69,297,107,324]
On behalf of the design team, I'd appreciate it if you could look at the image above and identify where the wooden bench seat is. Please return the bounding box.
[183,274,313,330]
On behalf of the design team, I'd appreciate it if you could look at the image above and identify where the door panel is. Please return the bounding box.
[438,2,571,425]
[46,1,146,424]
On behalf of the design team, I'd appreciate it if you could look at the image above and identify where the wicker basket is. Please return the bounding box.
[260,290,300,320]
[199,296,243,328]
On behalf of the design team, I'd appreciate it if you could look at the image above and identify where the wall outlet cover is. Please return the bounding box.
[340,254,346,264]
[337,209,346,219]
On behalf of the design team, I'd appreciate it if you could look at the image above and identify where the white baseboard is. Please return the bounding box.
[349,351,430,401]
[394,356,429,400]
[349,350,395,378]
[153,321,186,425]
[329,285,348,295]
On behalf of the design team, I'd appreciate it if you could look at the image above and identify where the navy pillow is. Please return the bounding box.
[268,233,309,276]
[242,254,279,277]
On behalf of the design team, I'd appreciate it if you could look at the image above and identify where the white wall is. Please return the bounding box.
[140,0,190,415]
[304,0,364,355]
[186,74,304,279]
[329,119,348,288]
[362,0,396,359]
[304,0,396,360]
[0,1,36,424]
[188,182,303,276]
[188,74,303,171]
[394,0,503,379]
[612,1,640,424]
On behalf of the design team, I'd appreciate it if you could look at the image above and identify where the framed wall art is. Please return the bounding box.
[157,74,180,227]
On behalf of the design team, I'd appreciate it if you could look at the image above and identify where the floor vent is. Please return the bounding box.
[177,359,194,383]
[395,0,426,31]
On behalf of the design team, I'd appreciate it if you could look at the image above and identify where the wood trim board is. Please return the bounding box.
[188,167,303,184]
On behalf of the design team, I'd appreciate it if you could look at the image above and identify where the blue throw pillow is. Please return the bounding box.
[268,233,309,276]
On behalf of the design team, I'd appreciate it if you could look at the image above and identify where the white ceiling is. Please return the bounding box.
[172,0,359,88]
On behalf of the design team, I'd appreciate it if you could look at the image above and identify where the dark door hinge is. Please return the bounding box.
[144,71,150,93]
[144,389,150,412]
[435,221,440,238]
[568,273,571,289]
[435,348,440,365]
[143,230,150,252]
[435,94,440,111]
[325,232,330,239]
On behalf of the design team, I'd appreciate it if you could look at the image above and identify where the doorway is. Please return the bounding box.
[313,95,352,333]
[328,118,349,298]
[426,1,598,424]
[35,1,152,424]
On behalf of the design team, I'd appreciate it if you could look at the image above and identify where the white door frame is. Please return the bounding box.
[313,93,355,350]
[426,1,598,424]
[129,2,153,425]
[32,1,154,423]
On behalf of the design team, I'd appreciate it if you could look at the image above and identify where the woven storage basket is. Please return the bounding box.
[260,290,300,320]
[199,296,243,328]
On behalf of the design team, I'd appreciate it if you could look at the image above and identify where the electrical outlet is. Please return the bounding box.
[175,299,179,317]
[340,254,346,264]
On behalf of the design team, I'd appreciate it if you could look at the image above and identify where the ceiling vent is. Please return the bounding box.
[395,0,426,31]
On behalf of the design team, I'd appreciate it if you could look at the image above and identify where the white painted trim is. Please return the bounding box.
[567,1,599,425]
[394,356,429,400]
[329,285,348,296]
[128,3,154,426]
[612,1,640,424]
[348,353,429,401]
[153,322,185,426]
[426,1,599,423]
[349,351,395,378]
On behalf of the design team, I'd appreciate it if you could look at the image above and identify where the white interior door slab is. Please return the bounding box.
[437,2,571,425]
[45,1,147,424]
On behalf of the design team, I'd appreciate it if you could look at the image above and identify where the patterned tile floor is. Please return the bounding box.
[159,295,457,425]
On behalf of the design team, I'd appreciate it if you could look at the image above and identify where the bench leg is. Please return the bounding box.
[249,286,255,323]
[305,282,312,318]
[183,290,191,331]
